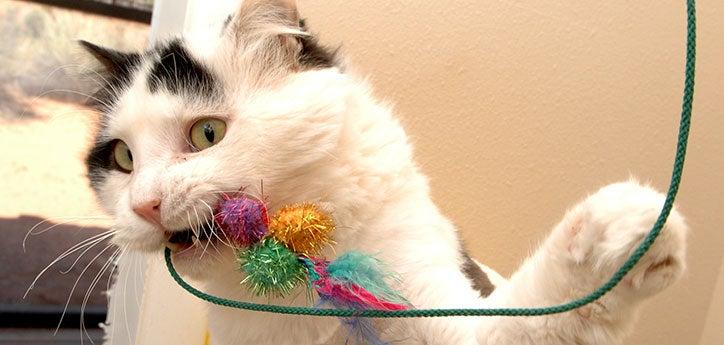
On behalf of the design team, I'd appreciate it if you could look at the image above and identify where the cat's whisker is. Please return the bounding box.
[29,88,112,112]
[197,189,269,207]
[45,107,105,126]
[60,231,115,275]
[199,200,216,225]
[201,217,221,257]
[200,199,234,249]
[192,206,212,258]
[175,210,199,257]
[39,63,111,94]
[215,229,235,251]
[121,249,133,345]
[105,255,118,345]
[80,246,122,344]
[36,63,84,97]
[185,210,195,236]
[18,65,97,120]
[54,243,115,335]
[24,230,116,298]
[97,246,128,345]
[179,209,209,255]
[132,251,143,308]
[23,215,111,251]
[195,204,220,253]
[191,205,202,231]
[176,243,198,256]
[105,247,122,297]
[76,64,114,88]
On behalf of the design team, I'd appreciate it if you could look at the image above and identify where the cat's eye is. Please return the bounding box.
[190,118,227,151]
[112,140,133,173]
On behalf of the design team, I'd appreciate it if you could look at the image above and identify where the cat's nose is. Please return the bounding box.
[132,199,162,225]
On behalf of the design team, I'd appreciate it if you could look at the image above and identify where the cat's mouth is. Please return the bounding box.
[164,221,220,253]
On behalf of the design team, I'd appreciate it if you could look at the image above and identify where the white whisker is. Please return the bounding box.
[23,215,111,251]
[80,247,122,344]
[54,243,115,335]
[186,210,195,236]
[122,251,134,345]
[201,199,234,249]
[194,205,213,258]
[60,234,113,275]
[30,88,112,111]
[24,230,115,298]
[132,251,143,308]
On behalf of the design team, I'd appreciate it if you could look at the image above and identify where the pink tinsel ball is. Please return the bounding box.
[215,196,269,247]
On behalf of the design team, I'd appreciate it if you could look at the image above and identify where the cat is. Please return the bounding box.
[81,1,688,344]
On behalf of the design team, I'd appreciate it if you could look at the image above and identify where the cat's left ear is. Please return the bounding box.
[79,40,139,76]
[225,0,301,41]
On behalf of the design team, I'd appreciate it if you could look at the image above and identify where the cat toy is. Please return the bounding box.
[165,0,695,328]
[213,195,411,344]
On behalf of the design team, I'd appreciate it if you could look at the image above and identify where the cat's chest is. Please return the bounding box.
[207,306,341,345]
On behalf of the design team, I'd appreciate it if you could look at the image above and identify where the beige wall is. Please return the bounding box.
[301,1,723,344]
[701,261,724,345]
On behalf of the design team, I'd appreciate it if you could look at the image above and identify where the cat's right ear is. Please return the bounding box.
[79,40,138,76]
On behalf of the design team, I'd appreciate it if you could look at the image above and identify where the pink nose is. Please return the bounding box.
[132,199,162,225]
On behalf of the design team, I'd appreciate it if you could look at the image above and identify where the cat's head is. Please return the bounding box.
[82,0,354,265]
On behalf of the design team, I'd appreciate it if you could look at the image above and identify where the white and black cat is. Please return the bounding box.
[81,1,688,344]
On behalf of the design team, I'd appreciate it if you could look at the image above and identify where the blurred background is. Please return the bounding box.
[0,1,149,343]
[0,0,722,344]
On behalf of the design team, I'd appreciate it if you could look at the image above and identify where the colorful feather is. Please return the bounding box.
[301,255,410,345]
[327,251,410,308]
[322,296,390,345]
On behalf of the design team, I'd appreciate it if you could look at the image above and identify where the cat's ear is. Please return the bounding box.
[225,0,301,40]
[79,40,138,75]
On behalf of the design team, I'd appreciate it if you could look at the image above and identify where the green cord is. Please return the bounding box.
[165,0,696,318]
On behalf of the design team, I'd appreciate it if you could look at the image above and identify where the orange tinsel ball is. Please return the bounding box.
[268,203,335,256]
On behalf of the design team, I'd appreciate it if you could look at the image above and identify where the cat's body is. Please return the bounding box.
[83,1,687,344]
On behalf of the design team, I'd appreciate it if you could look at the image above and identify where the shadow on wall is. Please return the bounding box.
[0,215,113,308]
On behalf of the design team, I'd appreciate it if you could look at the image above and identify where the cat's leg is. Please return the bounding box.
[477,181,688,345]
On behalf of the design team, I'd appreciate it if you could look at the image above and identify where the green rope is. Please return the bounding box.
[165,0,696,318]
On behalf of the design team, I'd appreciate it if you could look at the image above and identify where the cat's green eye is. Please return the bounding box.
[113,140,133,173]
[190,118,227,151]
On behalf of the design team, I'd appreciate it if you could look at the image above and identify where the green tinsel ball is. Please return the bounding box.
[237,238,306,297]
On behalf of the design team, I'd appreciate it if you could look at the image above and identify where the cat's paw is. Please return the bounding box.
[555,181,688,299]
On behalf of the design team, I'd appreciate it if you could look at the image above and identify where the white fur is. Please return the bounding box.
[93,2,688,344]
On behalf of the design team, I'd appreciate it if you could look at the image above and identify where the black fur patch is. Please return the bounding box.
[80,41,142,190]
[461,251,496,298]
[147,39,216,96]
[85,139,116,190]
[298,19,337,69]
[79,40,142,110]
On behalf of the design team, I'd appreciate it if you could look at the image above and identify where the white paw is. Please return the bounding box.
[556,181,688,299]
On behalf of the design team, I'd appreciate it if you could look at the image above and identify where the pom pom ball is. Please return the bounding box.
[237,238,306,297]
[268,203,335,256]
[215,196,268,247]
